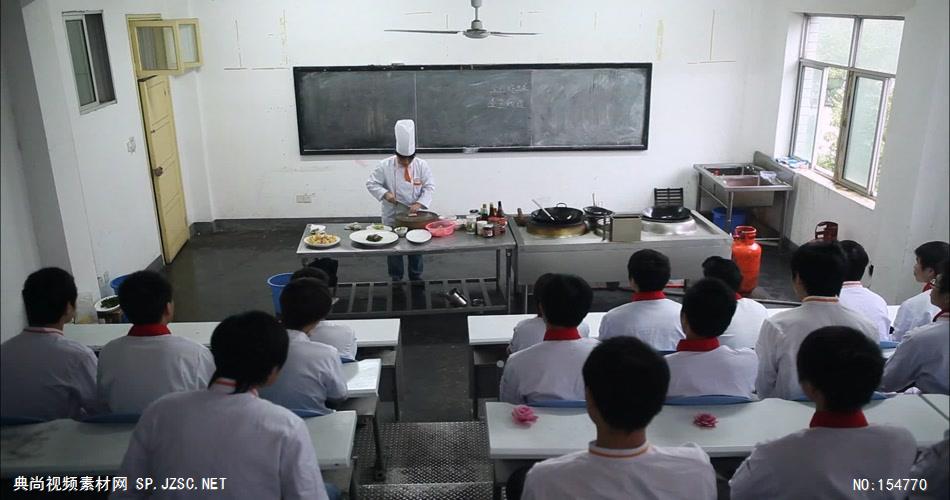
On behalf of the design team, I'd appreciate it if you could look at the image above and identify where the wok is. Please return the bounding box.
[394,210,440,230]
[530,203,585,225]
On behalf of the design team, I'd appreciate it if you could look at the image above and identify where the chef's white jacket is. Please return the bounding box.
[598,299,684,351]
[509,317,592,353]
[97,334,215,414]
[755,297,879,400]
[260,330,347,415]
[719,298,769,350]
[893,290,940,341]
[365,156,435,226]
[881,315,949,394]
[114,381,328,500]
[0,328,100,420]
[499,338,599,404]
[522,441,716,500]
[730,424,917,500]
[665,345,758,398]
[839,282,892,340]
[309,321,357,361]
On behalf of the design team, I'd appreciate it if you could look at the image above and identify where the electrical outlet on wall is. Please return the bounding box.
[127,137,136,153]
[296,194,312,204]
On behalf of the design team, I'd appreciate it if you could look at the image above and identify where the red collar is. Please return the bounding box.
[935,310,950,322]
[802,296,839,303]
[128,324,171,337]
[543,327,582,341]
[809,410,868,428]
[735,293,743,300]
[676,338,720,352]
[632,291,666,302]
[23,327,64,336]
[923,282,933,292]
[842,281,863,288]
[211,378,258,397]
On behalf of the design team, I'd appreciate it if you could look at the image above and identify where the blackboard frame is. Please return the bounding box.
[293,62,652,155]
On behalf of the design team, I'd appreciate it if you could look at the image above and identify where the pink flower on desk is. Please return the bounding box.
[512,405,538,426]
[694,413,718,429]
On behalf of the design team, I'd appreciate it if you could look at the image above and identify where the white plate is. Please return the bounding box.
[307,224,327,233]
[406,229,432,244]
[349,229,399,247]
[367,224,392,232]
[304,234,342,249]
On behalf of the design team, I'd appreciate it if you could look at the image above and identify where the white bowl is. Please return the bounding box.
[406,229,432,244]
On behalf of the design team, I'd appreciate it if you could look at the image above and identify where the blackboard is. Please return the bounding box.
[294,63,651,154]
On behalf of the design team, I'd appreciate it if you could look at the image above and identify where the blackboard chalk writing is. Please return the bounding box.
[489,84,529,94]
[488,96,526,109]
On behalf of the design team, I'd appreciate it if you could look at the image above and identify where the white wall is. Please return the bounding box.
[1,60,41,341]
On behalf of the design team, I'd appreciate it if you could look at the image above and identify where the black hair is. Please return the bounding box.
[682,278,738,338]
[701,256,742,292]
[790,241,847,296]
[583,337,669,433]
[627,249,671,292]
[22,267,78,326]
[839,240,870,282]
[532,273,556,314]
[797,326,883,412]
[395,152,416,162]
[118,271,173,324]
[290,267,330,284]
[280,278,332,330]
[915,241,950,273]
[934,260,948,295]
[210,311,289,394]
[538,274,592,328]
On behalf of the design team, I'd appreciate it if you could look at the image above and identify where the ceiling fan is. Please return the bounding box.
[385,0,540,39]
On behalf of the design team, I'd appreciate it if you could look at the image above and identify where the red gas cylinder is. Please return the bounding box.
[732,226,762,295]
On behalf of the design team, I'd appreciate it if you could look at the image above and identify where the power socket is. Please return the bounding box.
[295,194,312,204]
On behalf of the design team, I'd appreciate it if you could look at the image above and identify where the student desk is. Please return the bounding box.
[343,359,381,397]
[0,411,358,491]
[918,394,949,420]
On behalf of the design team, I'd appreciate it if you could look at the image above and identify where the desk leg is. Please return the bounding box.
[370,415,386,481]
[780,190,790,248]
[726,192,735,232]
[495,249,502,294]
[505,249,513,313]
[695,176,703,210]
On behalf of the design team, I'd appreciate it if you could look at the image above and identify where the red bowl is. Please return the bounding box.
[425,220,456,237]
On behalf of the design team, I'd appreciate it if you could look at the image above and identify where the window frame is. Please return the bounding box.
[789,14,903,198]
[63,11,117,114]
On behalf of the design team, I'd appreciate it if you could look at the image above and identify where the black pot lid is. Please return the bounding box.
[642,206,691,222]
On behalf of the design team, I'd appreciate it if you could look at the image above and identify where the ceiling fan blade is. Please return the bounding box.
[489,31,540,36]
[385,29,461,35]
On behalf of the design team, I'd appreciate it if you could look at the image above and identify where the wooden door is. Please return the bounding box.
[139,75,188,262]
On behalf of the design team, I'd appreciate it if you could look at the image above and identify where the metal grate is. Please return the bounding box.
[329,279,507,319]
[358,482,496,500]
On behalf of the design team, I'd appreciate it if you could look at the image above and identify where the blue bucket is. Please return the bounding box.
[712,207,747,233]
[267,273,294,315]
[110,274,131,295]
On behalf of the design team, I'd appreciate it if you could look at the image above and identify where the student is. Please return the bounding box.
[730,327,917,499]
[499,274,600,404]
[0,268,99,420]
[838,240,891,340]
[290,267,357,360]
[665,278,757,399]
[520,337,716,500]
[114,311,332,500]
[700,256,768,349]
[881,261,949,394]
[893,241,949,340]
[261,278,347,414]
[756,241,878,400]
[97,271,215,414]
[509,273,591,354]
[599,249,683,351]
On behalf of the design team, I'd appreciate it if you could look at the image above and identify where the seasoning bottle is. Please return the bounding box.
[497,201,505,218]
[480,203,489,220]
[489,203,497,218]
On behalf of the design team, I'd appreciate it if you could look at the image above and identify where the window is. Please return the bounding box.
[64,12,116,113]
[790,15,903,197]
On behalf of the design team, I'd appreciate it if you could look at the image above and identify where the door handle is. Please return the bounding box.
[152,167,165,177]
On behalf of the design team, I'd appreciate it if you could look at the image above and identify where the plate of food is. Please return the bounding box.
[349,229,398,247]
[406,229,432,244]
[369,223,393,232]
[304,232,341,249]
[308,224,327,234]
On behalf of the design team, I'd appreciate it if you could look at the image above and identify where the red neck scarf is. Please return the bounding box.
[676,338,720,352]
[802,296,839,303]
[23,327,63,336]
[544,327,582,341]
[632,291,666,302]
[923,282,934,293]
[842,281,862,288]
[935,310,949,322]
[809,410,868,428]
[735,293,743,300]
[128,324,171,337]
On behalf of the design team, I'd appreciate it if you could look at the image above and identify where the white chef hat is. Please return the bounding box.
[395,119,416,156]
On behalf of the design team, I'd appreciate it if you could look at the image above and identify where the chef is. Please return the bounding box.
[366,119,435,282]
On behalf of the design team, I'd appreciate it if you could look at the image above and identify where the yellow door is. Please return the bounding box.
[139,76,189,262]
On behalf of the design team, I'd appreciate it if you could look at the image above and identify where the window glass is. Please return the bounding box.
[84,13,115,103]
[792,67,823,162]
[66,19,96,106]
[856,19,903,73]
[843,77,884,187]
[814,67,848,173]
[803,17,854,65]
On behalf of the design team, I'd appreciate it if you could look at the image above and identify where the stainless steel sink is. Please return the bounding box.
[705,165,763,177]
[694,163,792,194]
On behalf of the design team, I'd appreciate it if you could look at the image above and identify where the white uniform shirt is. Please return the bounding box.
[114,381,328,500]
[881,315,949,394]
[839,282,892,341]
[523,441,716,500]
[309,321,357,361]
[665,344,758,398]
[260,330,347,414]
[598,297,683,351]
[893,290,940,341]
[499,337,599,404]
[730,424,917,500]
[719,298,769,349]
[0,328,99,420]
[365,156,435,225]
[755,297,879,400]
[509,317,592,353]
[97,333,215,414]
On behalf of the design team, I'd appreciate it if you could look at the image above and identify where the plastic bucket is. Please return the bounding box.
[267,273,294,315]
[712,207,747,233]
[109,274,131,295]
